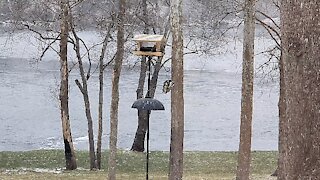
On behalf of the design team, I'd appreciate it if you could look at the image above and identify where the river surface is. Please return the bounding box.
[0,57,279,152]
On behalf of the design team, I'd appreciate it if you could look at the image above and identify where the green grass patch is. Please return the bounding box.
[0,150,277,179]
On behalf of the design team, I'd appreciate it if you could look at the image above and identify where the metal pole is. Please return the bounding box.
[146,110,150,180]
[147,56,151,98]
[146,56,151,180]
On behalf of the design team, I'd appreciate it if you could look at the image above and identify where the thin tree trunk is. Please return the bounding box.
[68,5,96,170]
[236,0,255,179]
[59,0,77,170]
[169,0,184,179]
[273,52,284,178]
[74,45,96,170]
[96,22,114,170]
[96,57,104,169]
[108,0,125,179]
[279,0,320,178]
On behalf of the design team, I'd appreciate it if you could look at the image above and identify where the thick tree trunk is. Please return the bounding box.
[131,0,171,152]
[279,1,320,179]
[59,0,77,170]
[131,58,162,152]
[169,0,184,179]
[131,110,148,152]
[236,0,255,179]
[130,0,149,152]
[108,0,125,179]
[131,54,147,152]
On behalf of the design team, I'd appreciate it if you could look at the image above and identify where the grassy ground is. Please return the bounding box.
[0,150,277,179]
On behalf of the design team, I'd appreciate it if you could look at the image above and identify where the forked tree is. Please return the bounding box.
[131,0,171,152]
[131,0,150,152]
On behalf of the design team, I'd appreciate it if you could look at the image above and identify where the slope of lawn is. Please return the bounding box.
[0,150,277,179]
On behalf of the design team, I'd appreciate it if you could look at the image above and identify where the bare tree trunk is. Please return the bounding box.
[236,0,255,179]
[136,0,148,100]
[68,4,96,170]
[271,57,284,178]
[131,0,172,152]
[279,0,320,179]
[169,0,184,179]
[59,0,77,170]
[96,47,104,170]
[131,58,162,152]
[273,52,284,178]
[95,58,104,169]
[96,22,114,170]
[73,40,96,170]
[108,0,125,179]
[131,0,149,152]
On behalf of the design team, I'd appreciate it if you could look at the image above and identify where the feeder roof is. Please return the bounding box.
[131,98,165,111]
[133,34,165,42]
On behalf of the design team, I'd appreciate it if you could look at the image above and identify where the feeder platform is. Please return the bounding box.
[133,34,165,57]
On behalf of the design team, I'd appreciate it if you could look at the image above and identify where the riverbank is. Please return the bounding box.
[0,150,277,179]
[0,57,279,152]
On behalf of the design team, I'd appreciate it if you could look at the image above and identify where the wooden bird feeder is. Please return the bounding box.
[133,34,165,57]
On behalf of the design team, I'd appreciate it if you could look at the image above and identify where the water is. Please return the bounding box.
[0,57,279,152]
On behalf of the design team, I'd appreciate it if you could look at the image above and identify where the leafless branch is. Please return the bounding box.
[39,34,60,61]
[23,23,60,41]
[68,61,78,73]
[77,37,92,80]
[256,18,281,48]
[256,10,280,30]
[75,79,85,94]
[103,52,116,70]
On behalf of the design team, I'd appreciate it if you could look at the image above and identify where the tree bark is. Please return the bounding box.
[68,3,96,170]
[96,54,104,169]
[130,0,149,152]
[169,0,184,179]
[59,0,77,170]
[73,41,96,170]
[236,0,255,179]
[131,58,162,152]
[274,52,285,178]
[131,0,171,152]
[96,24,113,170]
[279,0,320,179]
[108,0,125,179]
